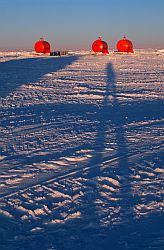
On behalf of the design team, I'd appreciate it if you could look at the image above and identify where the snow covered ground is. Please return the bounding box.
[0,49,163,250]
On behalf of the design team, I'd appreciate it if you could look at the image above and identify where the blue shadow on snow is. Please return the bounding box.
[0,56,78,98]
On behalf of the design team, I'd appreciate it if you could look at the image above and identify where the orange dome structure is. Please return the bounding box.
[34,38,50,54]
[92,37,109,54]
[116,36,134,53]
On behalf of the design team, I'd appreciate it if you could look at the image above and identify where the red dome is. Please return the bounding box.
[116,36,134,53]
[34,38,50,53]
[92,37,109,54]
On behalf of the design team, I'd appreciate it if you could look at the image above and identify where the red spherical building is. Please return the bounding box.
[92,37,109,54]
[34,38,50,54]
[116,36,134,53]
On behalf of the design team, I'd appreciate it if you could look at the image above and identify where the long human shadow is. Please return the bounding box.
[71,63,130,244]
[0,56,78,98]
[106,63,132,213]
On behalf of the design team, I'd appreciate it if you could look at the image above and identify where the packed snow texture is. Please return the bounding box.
[0,49,164,250]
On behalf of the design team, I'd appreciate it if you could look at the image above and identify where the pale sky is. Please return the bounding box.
[0,0,164,51]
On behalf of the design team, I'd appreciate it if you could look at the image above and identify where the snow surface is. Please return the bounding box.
[0,49,164,250]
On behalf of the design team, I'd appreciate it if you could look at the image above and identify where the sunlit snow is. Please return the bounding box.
[0,49,163,250]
